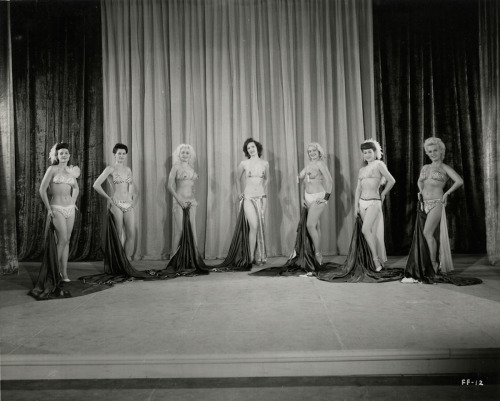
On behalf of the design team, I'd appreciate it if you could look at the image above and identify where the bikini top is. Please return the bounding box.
[420,165,448,183]
[52,166,80,185]
[176,167,198,181]
[112,172,132,184]
[52,174,76,185]
[359,161,382,180]
[247,164,266,178]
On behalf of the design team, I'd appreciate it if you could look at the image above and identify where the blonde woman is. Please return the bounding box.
[403,137,464,283]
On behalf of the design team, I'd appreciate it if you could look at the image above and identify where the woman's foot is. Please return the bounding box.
[315,252,323,265]
[373,257,383,272]
[431,260,439,273]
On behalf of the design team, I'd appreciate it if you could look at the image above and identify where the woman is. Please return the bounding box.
[299,143,333,264]
[251,143,332,277]
[212,138,269,271]
[30,142,112,300]
[355,139,395,271]
[38,142,80,282]
[168,144,199,254]
[165,144,209,276]
[317,139,402,283]
[93,143,136,260]
[403,137,467,284]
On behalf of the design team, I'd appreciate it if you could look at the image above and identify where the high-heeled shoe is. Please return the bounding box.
[373,257,383,272]
[315,252,323,265]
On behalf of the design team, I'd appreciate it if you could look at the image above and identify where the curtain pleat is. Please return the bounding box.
[10,1,104,261]
[102,0,375,260]
[373,0,485,254]
[479,0,500,265]
[0,2,19,274]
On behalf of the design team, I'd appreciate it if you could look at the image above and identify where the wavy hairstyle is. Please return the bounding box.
[173,144,196,167]
[360,138,383,161]
[424,137,446,160]
[48,142,70,165]
[243,137,263,158]
[113,143,129,154]
[306,142,326,161]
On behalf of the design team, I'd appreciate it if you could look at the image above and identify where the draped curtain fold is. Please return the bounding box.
[102,0,375,260]
[0,1,19,274]
[373,0,486,254]
[10,1,104,261]
[479,0,500,265]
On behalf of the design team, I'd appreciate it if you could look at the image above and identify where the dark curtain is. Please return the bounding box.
[0,1,19,274]
[374,0,485,254]
[479,0,500,265]
[11,1,104,261]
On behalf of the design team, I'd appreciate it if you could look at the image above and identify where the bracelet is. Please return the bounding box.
[324,192,331,201]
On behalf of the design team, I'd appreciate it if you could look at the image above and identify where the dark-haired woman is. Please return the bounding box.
[213,138,269,271]
[38,142,80,282]
[93,143,136,260]
[317,139,403,283]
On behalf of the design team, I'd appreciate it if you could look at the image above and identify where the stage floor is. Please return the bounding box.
[1,254,500,399]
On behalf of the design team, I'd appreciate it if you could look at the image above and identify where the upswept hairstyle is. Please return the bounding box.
[48,142,70,165]
[306,142,326,161]
[113,143,129,154]
[360,138,383,161]
[424,137,446,160]
[173,144,196,167]
[243,137,263,158]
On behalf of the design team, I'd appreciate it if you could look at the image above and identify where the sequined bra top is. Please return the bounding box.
[112,173,132,184]
[359,161,382,180]
[420,165,448,183]
[52,174,76,185]
[176,168,198,181]
[247,165,266,178]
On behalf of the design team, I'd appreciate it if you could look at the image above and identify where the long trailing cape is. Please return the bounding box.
[250,206,320,276]
[316,215,404,283]
[211,202,253,272]
[163,206,210,277]
[403,201,482,286]
[29,219,110,300]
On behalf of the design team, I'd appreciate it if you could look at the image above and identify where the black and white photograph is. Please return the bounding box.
[0,0,499,399]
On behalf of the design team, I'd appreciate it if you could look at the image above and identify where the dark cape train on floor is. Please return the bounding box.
[252,207,403,281]
[211,202,254,272]
[79,207,209,286]
[316,215,404,282]
[403,201,482,286]
[250,207,321,276]
[28,219,111,300]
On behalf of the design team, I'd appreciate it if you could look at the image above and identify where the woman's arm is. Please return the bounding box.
[167,165,185,206]
[378,162,396,202]
[93,166,114,203]
[354,178,361,215]
[39,166,54,216]
[127,168,138,205]
[235,161,245,198]
[442,164,464,203]
[417,165,427,195]
[319,161,333,193]
[71,179,80,205]
[262,161,270,192]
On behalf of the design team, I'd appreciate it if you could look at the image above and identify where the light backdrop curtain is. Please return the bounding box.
[102,0,375,260]
[479,0,500,265]
[0,1,19,274]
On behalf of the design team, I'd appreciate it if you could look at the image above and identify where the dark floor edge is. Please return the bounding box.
[3,374,500,390]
